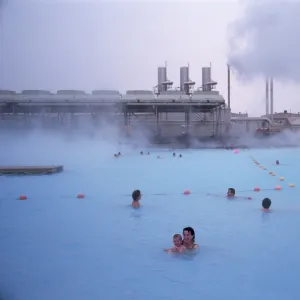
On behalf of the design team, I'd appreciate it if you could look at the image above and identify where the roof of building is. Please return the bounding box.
[261,112,300,118]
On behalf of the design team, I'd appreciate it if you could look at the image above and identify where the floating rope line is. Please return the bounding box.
[250,156,295,189]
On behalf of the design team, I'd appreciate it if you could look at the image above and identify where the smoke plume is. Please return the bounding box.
[227,0,300,82]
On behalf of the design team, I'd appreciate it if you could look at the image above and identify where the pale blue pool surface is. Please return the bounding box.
[1,139,300,300]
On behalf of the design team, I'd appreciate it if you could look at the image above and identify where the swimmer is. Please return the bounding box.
[140,151,143,155]
[173,153,176,157]
[226,188,252,200]
[118,152,121,156]
[183,227,199,250]
[132,190,141,208]
[207,188,251,200]
[114,154,119,158]
[276,160,279,165]
[179,154,182,158]
[227,188,235,198]
[164,234,185,253]
[261,198,272,212]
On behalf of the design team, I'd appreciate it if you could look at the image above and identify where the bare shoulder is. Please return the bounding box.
[193,244,199,249]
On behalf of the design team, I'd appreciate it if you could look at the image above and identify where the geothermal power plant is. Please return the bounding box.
[0,63,299,144]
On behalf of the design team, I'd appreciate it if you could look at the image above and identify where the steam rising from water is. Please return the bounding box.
[1,117,300,163]
[230,130,300,148]
[227,0,300,82]
[0,117,153,167]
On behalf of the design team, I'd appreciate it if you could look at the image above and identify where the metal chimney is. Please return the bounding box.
[265,78,269,116]
[227,64,231,110]
[180,65,195,95]
[157,66,167,93]
[270,78,274,122]
[202,67,211,91]
[180,66,189,92]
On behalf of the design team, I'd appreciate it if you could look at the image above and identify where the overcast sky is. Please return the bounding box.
[1,0,300,116]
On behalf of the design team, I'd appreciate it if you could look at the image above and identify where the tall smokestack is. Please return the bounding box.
[265,78,269,115]
[227,64,231,110]
[270,78,274,122]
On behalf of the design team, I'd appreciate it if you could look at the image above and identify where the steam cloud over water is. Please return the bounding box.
[0,119,152,167]
[227,0,300,82]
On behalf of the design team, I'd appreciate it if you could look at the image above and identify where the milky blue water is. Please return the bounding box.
[1,142,300,300]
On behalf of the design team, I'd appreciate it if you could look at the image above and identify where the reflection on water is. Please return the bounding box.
[261,210,272,221]
[167,249,199,261]
[130,210,142,220]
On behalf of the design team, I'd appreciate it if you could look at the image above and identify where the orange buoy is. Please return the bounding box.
[19,195,27,200]
[184,190,191,195]
[275,186,281,191]
[254,187,260,192]
[77,194,85,199]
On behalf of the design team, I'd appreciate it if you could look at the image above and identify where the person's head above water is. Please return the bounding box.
[183,227,195,243]
[262,198,272,210]
[227,188,235,197]
[173,234,182,247]
[132,190,141,202]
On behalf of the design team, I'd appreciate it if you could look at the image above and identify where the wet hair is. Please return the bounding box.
[262,198,272,209]
[118,152,121,155]
[228,188,235,196]
[183,227,195,242]
[140,151,143,155]
[132,190,141,201]
[173,233,182,240]
[179,154,182,157]
[173,153,176,156]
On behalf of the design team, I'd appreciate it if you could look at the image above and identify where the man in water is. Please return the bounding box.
[227,188,235,198]
[132,190,141,208]
[262,198,272,211]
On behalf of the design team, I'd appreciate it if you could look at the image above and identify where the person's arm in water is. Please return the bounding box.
[164,247,176,252]
[178,246,186,252]
[207,193,251,200]
[164,247,184,253]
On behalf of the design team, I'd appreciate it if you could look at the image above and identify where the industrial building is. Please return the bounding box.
[0,64,299,143]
